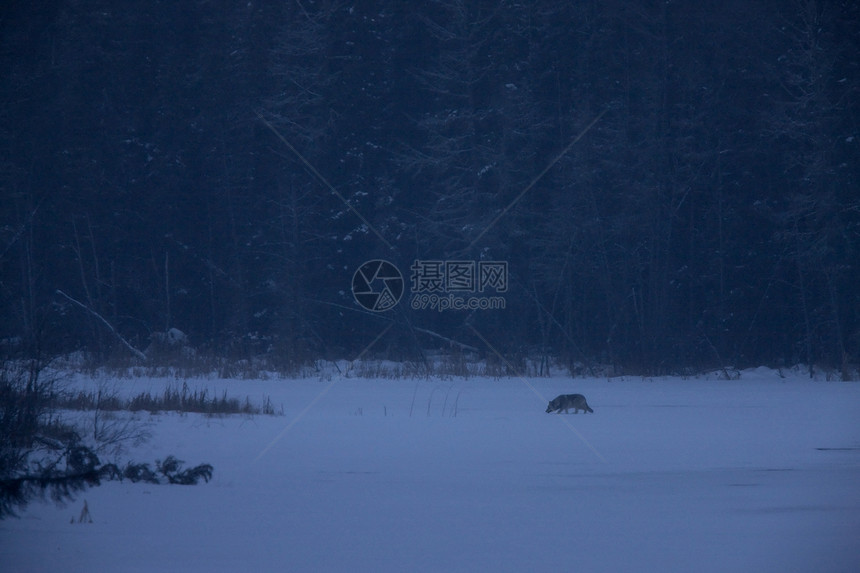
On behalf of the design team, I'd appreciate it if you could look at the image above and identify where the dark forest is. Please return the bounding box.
[2,0,858,375]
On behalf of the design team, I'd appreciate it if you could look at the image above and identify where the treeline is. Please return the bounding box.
[1,0,858,375]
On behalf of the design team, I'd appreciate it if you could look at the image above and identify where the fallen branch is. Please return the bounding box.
[55,289,148,361]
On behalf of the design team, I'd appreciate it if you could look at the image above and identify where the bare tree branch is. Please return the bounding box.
[55,290,148,361]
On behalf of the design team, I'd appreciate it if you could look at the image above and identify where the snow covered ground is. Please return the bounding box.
[2,367,859,572]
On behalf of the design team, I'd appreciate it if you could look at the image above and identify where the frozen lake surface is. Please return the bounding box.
[2,367,859,572]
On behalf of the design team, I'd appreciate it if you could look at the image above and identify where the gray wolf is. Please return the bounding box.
[546,394,593,414]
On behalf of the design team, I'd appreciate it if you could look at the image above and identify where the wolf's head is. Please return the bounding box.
[545,399,558,413]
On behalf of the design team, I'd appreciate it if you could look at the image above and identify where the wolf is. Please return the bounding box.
[545,393,593,414]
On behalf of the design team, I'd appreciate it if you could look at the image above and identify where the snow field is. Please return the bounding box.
[2,368,859,572]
